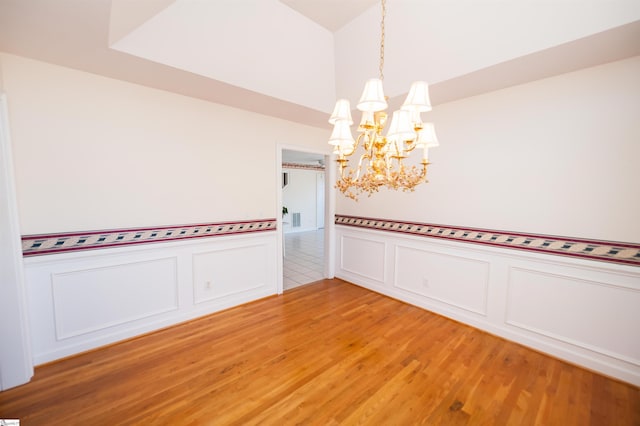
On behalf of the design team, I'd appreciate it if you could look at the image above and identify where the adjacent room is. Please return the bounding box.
[282,149,326,290]
[1,0,639,423]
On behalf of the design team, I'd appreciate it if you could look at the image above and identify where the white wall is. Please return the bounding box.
[0,52,330,371]
[282,168,322,233]
[0,53,329,234]
[337,56,640,243]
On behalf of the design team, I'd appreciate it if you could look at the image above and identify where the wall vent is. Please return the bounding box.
[292,213,301,227]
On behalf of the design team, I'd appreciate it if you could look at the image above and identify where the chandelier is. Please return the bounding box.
[328,0,439,200]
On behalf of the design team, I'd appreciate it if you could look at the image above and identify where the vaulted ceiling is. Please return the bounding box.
[0,0,639,129]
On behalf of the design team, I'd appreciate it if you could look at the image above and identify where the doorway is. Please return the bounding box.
[277,147,334,293]
[283,229,324,290]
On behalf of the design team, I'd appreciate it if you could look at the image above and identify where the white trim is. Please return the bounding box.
[0,92,34,390]
[276,147,284,294]
[26,231,278,365]
[277,144,335,292]
[324,154,336,279]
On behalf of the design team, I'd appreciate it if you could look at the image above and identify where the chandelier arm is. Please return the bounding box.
[354,152,370,181]
[421,160,429,179]
[341,132,365,158]
[353,131,367,155]
[339,149,369,183]
[385,152,394,182]
[403,139,418,154]
[354,131,372,181]
[394,139,404,157]
[338,130,367,171]
[338,163,347,180]
[366,131,377,155]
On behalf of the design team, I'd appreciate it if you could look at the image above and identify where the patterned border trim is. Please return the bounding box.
[282,162,325,171]
[22,218,277,257]
[335,215,640,267]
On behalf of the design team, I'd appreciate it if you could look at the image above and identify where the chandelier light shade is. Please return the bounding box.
[416,122,439,160]
[416,123,439,148]
[328,119,355,147]
[328,0,440,200]
[357,78,388,112]
[387,110,415,143]
[402,81,433,112]
[329,99,353,125]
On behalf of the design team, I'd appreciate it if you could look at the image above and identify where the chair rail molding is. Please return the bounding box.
[335,215,640,386]
[23,222,278,365]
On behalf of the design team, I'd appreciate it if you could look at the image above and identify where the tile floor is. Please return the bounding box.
[283,229,325,290]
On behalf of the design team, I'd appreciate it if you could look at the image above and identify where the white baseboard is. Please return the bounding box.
[24,232,278,365]
[336,225,640,386]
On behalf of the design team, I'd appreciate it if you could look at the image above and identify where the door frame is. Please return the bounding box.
[276,144,335,294]
[0,92,34,389]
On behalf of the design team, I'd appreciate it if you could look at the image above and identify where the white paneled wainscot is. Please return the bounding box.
[24,232,277,365]
[335,225,640,386]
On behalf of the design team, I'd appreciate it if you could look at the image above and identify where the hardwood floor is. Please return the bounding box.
[1,279,638,425]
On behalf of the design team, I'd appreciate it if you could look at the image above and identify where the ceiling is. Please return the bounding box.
[0,0,639,131]
[280,0,379,32]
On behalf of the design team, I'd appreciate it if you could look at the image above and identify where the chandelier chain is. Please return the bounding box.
[328,0,437,200]
[379,0,386,81]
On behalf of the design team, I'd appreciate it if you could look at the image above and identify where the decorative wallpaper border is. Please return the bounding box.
[282,162,325,171]
[22,218,277,257]
[335,215,640,267]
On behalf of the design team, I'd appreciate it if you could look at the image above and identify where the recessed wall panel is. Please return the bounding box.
[52,257,178,340]
[394,246,489,315]
[507,267,640,366]
[340,235,385,283]
[193,244,269,304]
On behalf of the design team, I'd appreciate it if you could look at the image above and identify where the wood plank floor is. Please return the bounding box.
[1,279,638,425]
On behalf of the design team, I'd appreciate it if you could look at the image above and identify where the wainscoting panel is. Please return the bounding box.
[52,258,178,340]
[394,246,489,316]
[193,244,269,304]
[24,230,278,365]
[335,223,640,386]
[340,235,386,284]
[506,267,640,366]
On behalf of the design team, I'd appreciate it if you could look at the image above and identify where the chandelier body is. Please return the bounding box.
[328,0,439,200]
[334,111,430,200]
